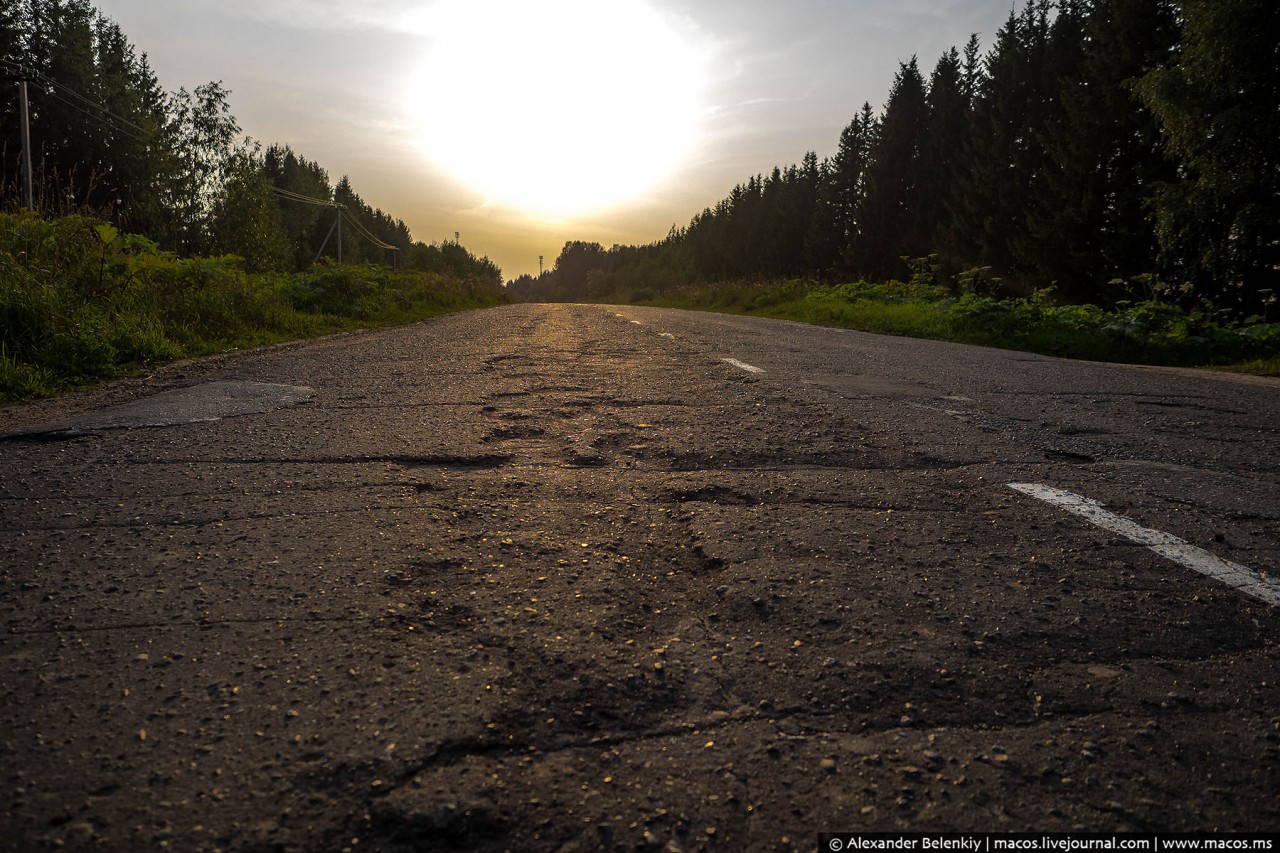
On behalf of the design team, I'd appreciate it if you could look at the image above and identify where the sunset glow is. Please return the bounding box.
[408,0,709,218]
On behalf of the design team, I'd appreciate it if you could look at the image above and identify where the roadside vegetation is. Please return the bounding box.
[0,213,512,402]
[630,268,1280,374]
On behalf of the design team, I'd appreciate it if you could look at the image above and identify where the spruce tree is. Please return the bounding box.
[806,103,876,277]
[1030,0,1177,303]
[858,57,927,280]
[958,3,1056,287]
[1137,0,1280,313]
[917,48,968,267]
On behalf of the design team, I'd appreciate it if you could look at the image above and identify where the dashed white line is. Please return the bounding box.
[1008,482,1280,606]
[659,333,675,339]
[720,358,765,374]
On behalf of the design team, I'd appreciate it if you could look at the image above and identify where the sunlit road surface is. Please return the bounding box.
[2,303,1278,849]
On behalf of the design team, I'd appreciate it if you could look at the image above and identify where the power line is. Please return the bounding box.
[36,69,150,136]
[6,60,405,267]
[37,85,151,144]
[341,210,398,251]
[5,60,153,139]
[271,186,334,207]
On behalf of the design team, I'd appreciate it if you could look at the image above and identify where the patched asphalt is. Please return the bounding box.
[2,304,1277,850]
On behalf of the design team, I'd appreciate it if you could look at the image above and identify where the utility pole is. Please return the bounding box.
[15,74,34,210]
[311,204,345,265]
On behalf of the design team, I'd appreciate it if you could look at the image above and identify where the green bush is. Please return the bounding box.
[0,213,513,402]
[635,274,1280,372]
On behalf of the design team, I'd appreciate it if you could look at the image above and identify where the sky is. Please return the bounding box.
[92,0,1016,280]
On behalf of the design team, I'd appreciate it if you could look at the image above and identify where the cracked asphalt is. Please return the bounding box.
[2,303,1278,851]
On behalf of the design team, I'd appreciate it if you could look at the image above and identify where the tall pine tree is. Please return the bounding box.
[1029,0,1177,302]
[917,48,968,267]
[806,102,876,277]
[858,57,927,279]
[1137,0,1280,313]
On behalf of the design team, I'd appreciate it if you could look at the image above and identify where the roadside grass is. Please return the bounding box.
[1210,357,1280,377]
[0,213,514,403]
[630,279,1280,373]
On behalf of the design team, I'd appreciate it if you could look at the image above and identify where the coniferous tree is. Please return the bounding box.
[960,33,982,104]
[806,102,877,277]
[767,153,820,275]
[1,1,28,192]
[331,175,369,264]
[27,0,100,208]
[917,48,968,266]
[1136,0,1280,313]
[1030,0,1177,302]
[956,3,1057,285]
[858,57,927,279]
[1011,0,1089,290]
[92,17,175,237]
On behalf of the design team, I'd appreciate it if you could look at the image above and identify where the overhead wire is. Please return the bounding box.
[271,186,334,206]
[37,73,150,136]
[7,60,404,261]
[5,61,152,138]
[272,188,399,255]
[341,210,398,251]
[37,85,151,144]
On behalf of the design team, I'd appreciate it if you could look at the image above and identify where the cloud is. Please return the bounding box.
[204,0,429,34]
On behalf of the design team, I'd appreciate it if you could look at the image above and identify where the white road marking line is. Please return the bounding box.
[630,320,642,325]
[659,333,675,339]
[1008,482,1280,606]
[720,358,765,374]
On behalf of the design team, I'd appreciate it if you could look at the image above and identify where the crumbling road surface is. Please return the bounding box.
[2,303,1278,850]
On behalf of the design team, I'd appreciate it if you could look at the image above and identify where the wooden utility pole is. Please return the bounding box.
[16,76,34,210]
[311,204,345,265]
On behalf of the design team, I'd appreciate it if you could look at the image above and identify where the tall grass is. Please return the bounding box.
[631,278,1280,372]
[1,213,513,401]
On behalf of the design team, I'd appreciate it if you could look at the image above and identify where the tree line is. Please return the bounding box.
[0,0,500,283]
[511,0,1277,316]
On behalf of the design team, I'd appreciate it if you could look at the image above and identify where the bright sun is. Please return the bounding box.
[409,0,708,217]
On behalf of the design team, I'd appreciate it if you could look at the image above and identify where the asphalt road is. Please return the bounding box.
[2,303,1278,851]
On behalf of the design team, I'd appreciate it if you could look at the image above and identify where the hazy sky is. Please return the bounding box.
[92,0,1014,279]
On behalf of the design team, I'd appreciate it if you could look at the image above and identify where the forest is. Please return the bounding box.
[510,0,1278,320]
[0,0,514,400]
[0,0,500,283]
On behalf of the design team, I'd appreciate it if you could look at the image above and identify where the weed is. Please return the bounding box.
[626,277,1280,373]
[0,213,513,402]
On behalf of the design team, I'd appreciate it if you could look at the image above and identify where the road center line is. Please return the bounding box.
[720,358,765,374]
[1008,482,1280,606]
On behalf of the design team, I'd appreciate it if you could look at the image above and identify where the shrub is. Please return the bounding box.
[0,213,512,401]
